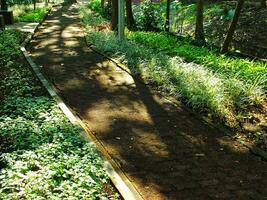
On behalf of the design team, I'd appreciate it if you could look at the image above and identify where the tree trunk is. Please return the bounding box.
[164,0,171,32]
[220,0,245,54]
[101,0,105,8]
[195,0,205,42]
[261,0,266,8]
[33,0,36,10]
[111,0,118,30]
[1,0,8,10]
[125,0,135,29]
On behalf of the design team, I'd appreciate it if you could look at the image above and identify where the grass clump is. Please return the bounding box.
[14,7,48,22]
[0,29,118,199]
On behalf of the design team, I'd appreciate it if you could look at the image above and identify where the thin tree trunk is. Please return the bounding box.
[195,0,205,42]
[125,0,135,29]
[111,0,118,30]
[220,0,245,54]
[261,0,266,8]
[1,0,8,10]
[164,0,171,32]
[33,0,36,10]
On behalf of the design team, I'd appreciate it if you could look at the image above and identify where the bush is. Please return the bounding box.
[133,0,163,31]
[15,8,47,22]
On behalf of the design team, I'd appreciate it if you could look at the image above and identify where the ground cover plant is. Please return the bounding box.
[14,7,48,22]
[10,2,49,23]
[81,4,267,148]
[0,29,118,199]
[126,31,267,89]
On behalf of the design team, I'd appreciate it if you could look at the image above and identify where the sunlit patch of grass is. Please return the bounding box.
[14,7,48,22]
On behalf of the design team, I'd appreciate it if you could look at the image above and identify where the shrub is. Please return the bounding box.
[134,0,163,31]
[15,8,47,22]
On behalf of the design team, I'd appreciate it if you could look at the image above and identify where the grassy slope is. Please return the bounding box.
[81,4,266,130]
[126,31,267,89]
[0,30,118,199]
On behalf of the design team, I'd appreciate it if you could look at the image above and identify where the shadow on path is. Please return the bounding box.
[29,3,267,200]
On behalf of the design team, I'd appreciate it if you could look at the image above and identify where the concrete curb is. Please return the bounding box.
[19,5,144,200]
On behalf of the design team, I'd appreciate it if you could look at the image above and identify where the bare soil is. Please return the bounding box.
[29,3,267,200]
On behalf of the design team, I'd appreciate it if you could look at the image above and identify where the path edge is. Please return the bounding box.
[87,43,267,162]
[19,5,144,200]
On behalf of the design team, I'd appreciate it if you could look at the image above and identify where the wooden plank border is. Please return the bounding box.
[20,4,144,200]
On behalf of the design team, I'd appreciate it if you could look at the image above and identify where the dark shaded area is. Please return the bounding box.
[205,4,267,59]
[29,3,267,200]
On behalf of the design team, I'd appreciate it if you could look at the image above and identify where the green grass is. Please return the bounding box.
[14,7,48,22]
[81,6,266,127]
[0,29,118,199]
[126,31,267,89]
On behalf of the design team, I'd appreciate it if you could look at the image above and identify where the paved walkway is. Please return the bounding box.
[29,3,267,200]
[7,22,39,33]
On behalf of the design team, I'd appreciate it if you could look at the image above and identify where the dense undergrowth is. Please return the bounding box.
[81,5,266,129]
[13,5,48,22]
[0,30,118,199]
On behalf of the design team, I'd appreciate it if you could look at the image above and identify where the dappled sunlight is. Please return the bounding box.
[28,2,267,200]
[217,137,250,154]
[7,22,39,33]
[35,37,59,46]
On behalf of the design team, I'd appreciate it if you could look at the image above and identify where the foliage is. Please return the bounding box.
[0,30,21,67]
[133,0,163,31]
[168,2,196,33]
[0,29,118,199]
[126,31,267,90]
[81,6,266,127]
[14,7,47,22]
[87,0,102,13]
[80,6,108,28]
[87,0,110,19]
[7,0,32,6]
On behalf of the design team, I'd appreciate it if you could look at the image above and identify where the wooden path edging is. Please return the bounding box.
[19,5,144,200]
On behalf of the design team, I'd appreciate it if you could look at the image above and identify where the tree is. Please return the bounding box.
[164,0,171,32]
[111,0,118,30]
[195,0,205,42]
[125,0,135,29]
[220,0,245,54]
[33,0,36,10]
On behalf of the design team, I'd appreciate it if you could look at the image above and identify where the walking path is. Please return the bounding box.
[29,3,267,200]
[7,22,39,33]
